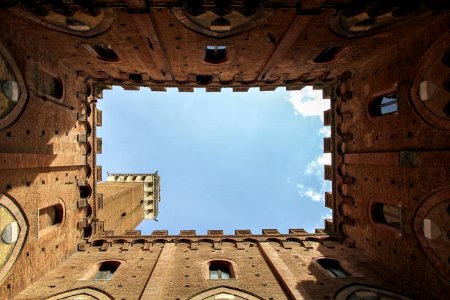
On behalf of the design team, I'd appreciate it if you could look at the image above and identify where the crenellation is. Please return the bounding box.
[0,1,449,299]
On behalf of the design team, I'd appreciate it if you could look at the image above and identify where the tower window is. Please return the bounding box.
[93,261,121,280]
[313,46,341,63]
[209,260,233,279]
[317,258,348,277]
[368,93,398,117]
[37,71,63,99]
[88,44,119,62]
[204,46,227,64]
[372,203,401,229]
[38,204,64,231]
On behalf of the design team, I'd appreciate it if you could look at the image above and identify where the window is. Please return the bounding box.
[87,44,119,62]
[93,261,120,280]
[372,203,401,229]
[37,70,63,99]
[368,93,398,117]
[317,258,348,277]
[209,261,233,279]
[313,46,341,63]
[205,46,227,64]
[38,204,64,231]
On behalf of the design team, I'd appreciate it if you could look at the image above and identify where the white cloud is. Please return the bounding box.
[296,184,322,202]
[319,126,331,137]
[305,153,331,177]
[321,212,332,220]
[287,86,330,120]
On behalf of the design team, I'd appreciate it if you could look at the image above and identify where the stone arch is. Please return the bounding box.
[8,6,115,38]
[188,286,264,300]
[412,186,450,280]
[0,193,29,283]
[333,284,411,300]
[328,3,423,39]
[0,42,28,130]
[172,5,271,38]
[46,287,113,300]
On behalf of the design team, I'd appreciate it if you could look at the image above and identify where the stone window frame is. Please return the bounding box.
[82,44,120,63]
[369,202,402,232]
[80,259,125,281]
[365,85,399,122]
[204,259,238,280]
[32,67,66,103]
[312,256,358,278]
[0,43,29,130]
[315,257,349,278]
[37,198,66,239]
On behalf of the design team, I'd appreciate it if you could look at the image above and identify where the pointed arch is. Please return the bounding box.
[188,286,264,300]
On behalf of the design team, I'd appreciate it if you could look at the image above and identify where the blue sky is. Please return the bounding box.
[98,86,331,235]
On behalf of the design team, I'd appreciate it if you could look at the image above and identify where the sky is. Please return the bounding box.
[97,86,331,235]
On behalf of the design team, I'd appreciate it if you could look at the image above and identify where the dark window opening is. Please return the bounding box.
[37,71,64,99]
[83,225,92,239]
[209,260,233,279]
[196,75,213,85]
[372,203,401,229]
[368,93,398,117]
[79,185,92,199]
[204,46,227,64]
[313,46,341,63]
[39,204,64,230]
[94,261,121,280]
[121,212,126,217]
[90,44,119,62]
[129,73,143,82]
[317,258,348,277]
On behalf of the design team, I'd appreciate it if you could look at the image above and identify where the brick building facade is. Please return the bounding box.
[0,1,449,299]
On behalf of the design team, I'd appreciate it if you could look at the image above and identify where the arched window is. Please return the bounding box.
[204,46,227,64]
[38,204,64,231]
[209,260,233,279]
[313,46,341,63]
[87,44,119,62]
[37,70,64,99]
[317,258,348,277]
[368,93,398,117]
[372,203,401,229]
[94,261,121,280]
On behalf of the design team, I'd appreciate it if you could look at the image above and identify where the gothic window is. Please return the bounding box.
[209,260,233,279]
[204,46,227,64]
[313,46,341,63]
[372,203,401,230]
[38,204,64,231]
[317,258,348,277]
[93,261,121,280]
[368,93,398,117]
[87,44,119,62]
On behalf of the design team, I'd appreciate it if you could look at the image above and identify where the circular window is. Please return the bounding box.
[0,44,28,130]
